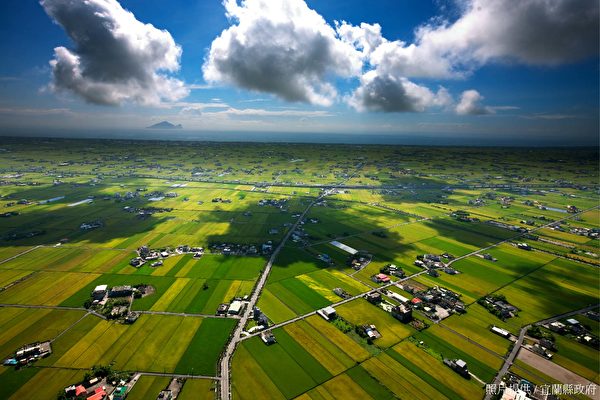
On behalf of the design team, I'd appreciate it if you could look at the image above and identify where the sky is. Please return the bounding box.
[0,0,598,145]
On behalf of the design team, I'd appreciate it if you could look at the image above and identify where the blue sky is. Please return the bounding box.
[0,0,597,145]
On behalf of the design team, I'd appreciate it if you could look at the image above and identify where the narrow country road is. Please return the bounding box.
[239,269,428,341]
[218,189,331,399]
[447,205,599,267]
[484,304,599,400]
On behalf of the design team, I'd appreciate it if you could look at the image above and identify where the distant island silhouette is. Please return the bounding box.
[147,121,183,129]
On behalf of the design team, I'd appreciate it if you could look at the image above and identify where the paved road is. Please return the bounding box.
[137,371,220,380]
[0,303,237,320]
[447,205,599,268]
[218,190,330,400]
[139,310,240,319]
[240,269,428,341]
[484,304,599,400]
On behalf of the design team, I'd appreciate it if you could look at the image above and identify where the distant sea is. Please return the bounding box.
[0,129,596,147]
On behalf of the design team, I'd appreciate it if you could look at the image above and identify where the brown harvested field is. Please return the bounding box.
[517,348,596,390]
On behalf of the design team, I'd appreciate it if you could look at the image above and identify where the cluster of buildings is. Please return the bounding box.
[90,284,140,323]
[258,198,288,209]
[130,245,204,267]
[80,220,103,230]
[348,252,372,271]
[408,285,466,321]
[413,254,459,276]
[216,299,247,317]
[359,324,381,340]
[450,210,479,222]
[3,341,52,367]
[208,241,273,255]
[123,205,173,219]
[569,226,600,238]
[211,197,232,203]
[63,375,131,400]
[546,316,599,348]
[487,220,529,233]
[291,227,309,244]
[364,289,413,323]
[64,385,107,400]
[479,295,519,320]
[468,198,486,206]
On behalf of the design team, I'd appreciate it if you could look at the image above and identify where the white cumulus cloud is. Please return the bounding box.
[348,71,452,113]
[41,0,188,106]
[202,0,363,106]
[455,90,492,115]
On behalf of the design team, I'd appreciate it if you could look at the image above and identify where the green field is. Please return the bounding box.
[0,138,597,398]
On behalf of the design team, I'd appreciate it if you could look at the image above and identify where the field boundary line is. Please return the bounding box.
[0,245,43,265]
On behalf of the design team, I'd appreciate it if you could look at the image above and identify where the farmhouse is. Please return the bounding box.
[380,264,405,278]
[5,341,52,367]
[387,291,409,304]
[333,287,351,299]
[216,303,229,315]
[548,321,566,333]
[86,387,107,400]
[371,273,391,284]
[228,300,243,315]
[317,306,337,321]
[443,358,470,378]
[391,304,413,323]
[92,285,108,301]
[491,326,511,339]
[261,331,276,345]
[365,292,382,304]
[109,285,133,298]
[360,324,381,339]
[158,390,173,400]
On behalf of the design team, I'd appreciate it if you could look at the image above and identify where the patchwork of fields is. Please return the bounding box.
[0,140,598,399]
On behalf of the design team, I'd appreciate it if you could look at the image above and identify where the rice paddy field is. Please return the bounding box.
[0,138,598,399]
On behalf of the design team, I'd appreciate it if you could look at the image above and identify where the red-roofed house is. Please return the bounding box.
[87,387,106,400]
[371,273,390,283]
[411,298,422,305]
[75,385,87,397]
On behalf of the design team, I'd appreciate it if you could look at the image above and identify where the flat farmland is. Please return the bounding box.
[0,269,34,288]
[0,246,133,274]
[0,271,99,305]
[126,375,171,400]
[494,257,599,330]
[336,298,415,348]
[412,325,503,382]
[0,307,86,360]
[2,367,85,400]
[40,314,235,375]
[177,379,216,400]
[234,333,331,399]
[441,304,514,354]
[386,341,484,399]
[552,335,600,384]
[0,140,598,399]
